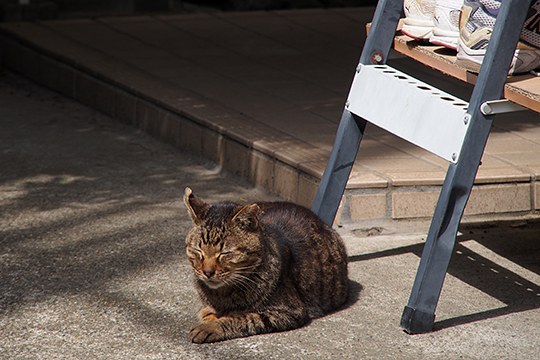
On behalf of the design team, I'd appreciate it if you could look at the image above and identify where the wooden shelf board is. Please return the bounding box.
[392,31,540,114]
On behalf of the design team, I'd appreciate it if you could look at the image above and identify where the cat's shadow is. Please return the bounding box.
[342,279,363,310]
[348,280,363,305]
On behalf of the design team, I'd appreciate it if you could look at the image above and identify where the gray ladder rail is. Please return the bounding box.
[311,0,534,334]
[310,0,402,225]
[401,0,534,334]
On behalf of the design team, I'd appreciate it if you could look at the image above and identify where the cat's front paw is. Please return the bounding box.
[198,306,219,322]
[190,321,226,343]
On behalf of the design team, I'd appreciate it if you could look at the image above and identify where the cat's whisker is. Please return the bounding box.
[234,269,257,275]
[230,274,263,295]
[237,274,260,289]
[227,276,256,293]
[234,270,260,276]
[232,273,258,283]
[231,273,260,289]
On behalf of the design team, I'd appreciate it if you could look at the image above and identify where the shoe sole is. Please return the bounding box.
[402,17,433,40]
[430,29,459,50]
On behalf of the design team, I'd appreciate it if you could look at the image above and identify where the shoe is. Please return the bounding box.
[521,1,540,48]
[456,0,540,74]
[402,0,436,40]
[430,0,463,49]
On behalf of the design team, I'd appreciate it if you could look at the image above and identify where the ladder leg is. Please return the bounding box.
[312,0,403,225]
[311,110,366,225]
[400,0,534,334]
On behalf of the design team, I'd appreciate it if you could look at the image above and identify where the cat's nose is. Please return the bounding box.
[203,267,215,278]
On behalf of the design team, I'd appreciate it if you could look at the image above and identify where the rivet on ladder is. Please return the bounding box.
[463,113,471,125]
[370,51,384,64]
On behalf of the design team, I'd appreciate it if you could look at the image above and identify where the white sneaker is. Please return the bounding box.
[430,0,463,50]
[456,0,540,74]
[402,0,436,40]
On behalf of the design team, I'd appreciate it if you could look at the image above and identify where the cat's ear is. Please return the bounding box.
[183,187,209,225]
[232,204,260,232]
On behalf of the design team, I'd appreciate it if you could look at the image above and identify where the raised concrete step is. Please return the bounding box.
[1,8,539,224]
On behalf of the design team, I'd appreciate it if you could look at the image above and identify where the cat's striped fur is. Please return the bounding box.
[183,187,349,343]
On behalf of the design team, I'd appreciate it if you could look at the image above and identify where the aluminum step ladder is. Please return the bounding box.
[311,0,534,334]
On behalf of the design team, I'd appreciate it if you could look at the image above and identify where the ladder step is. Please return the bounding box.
[347,64,469,163]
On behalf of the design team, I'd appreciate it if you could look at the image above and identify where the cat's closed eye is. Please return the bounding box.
[187,247,204,262]
[217,251,234,261]
[217,249,252,265]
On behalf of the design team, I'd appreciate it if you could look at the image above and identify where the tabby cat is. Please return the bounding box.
[183,187,349,343]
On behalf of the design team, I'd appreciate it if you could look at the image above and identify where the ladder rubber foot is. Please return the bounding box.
[400,305,436,334]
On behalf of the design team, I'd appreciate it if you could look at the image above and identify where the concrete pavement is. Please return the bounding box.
[1,71,540,359]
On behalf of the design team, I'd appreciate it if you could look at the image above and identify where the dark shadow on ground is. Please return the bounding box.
[0,70,272,352]
[348,220,540,331]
